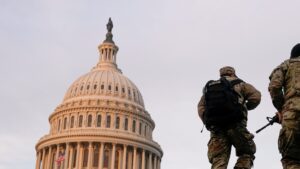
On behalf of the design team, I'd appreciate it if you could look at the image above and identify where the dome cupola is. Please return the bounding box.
[94,17,120,71]
[62,18,145,108]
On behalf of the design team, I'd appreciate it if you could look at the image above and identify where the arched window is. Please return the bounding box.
[132,120,136,133]
[70,116,74,128]
[139,122,142,135]
[87,114,92,127]
[124,118,128,131]
[79,115,83,127]
[63,117,67,130]
[144,125,147,136]
[115,117,120,129]
[106,115,111,128]
[108,85,111,90]
[101,84,104,90]
[83,146,89,167]
[94,84,97,89]
[115,86,118,91]
[97,114,101,127]
[93,145,99,167]
[108,50,111,60]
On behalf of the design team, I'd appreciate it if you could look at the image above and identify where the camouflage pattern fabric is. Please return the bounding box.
[219,66,236,77]
[208,124,256,169]
[269,57,300,169]
[278,111,300,169]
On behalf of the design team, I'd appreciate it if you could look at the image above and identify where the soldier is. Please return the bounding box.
[198,66,261,169]
[268,44,300,169]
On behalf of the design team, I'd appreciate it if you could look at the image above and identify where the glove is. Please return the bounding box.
[276,112,283,124]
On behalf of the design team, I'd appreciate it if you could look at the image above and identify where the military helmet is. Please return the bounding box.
[219,66,236,77]
[291,43,300,58]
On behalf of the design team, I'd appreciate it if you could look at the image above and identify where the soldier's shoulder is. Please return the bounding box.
[281,59,291,68]
[275,59,290,70]
[231,77,247,89]
[269,59,290,77]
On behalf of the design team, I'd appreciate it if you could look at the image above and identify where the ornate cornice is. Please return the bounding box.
[36,130,163,157]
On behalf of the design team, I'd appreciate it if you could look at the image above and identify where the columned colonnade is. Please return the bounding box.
[36,142,161,169]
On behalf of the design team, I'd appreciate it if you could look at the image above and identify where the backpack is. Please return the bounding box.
[203,77,244,129]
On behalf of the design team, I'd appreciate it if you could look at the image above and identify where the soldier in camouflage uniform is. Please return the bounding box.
[198,66,261,169]
[269,44,300,169]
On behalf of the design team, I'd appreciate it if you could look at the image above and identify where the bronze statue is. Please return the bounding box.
[104,18,114,43]
[106,18,113,33]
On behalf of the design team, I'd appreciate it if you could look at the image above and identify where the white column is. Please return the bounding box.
[75,143,80,169]
[110,143,116,169]
[122,145,127,169]
[132,147,137,169]
[78,144,83,169]
[64,144,70,169]
[47,147,52,169]
[36,151,41,169]
[118,150,122,169]
[141,150,145,169]
[148,153,152,169]
[41,149,46,169]
[111,114,115,129]
[55,145,60,169]
[101,114,105,128]
[44,150,49,169]
[99,142,105,169]
[87,142,93,169]
[153,156,157,169]
[68,146,73,169]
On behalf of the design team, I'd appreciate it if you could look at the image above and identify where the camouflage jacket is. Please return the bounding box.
[269,57,300,112]
[198,76,261,126]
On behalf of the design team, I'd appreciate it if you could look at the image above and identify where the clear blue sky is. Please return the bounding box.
[1,1,300,169]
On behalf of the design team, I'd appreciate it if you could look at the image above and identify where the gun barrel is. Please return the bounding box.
[256,123,271,133]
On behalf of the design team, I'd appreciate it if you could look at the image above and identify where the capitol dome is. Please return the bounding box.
[35,18,162,169]
[62,60,145,108]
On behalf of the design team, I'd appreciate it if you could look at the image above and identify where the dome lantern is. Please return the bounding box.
[95,18,120,71]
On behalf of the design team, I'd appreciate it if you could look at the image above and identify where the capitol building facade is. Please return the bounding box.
[35,19,163,169]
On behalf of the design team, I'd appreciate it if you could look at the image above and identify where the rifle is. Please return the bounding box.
[256,115,279,133]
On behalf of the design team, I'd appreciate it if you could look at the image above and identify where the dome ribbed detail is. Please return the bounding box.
[63,68,145,108]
